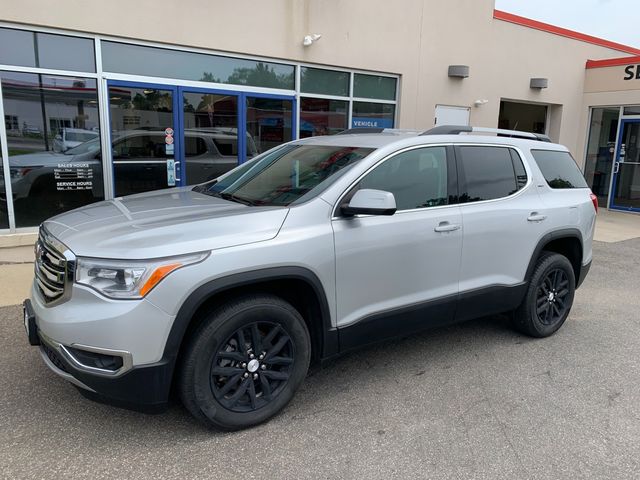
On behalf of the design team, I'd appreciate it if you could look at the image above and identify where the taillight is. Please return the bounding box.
[589,192,598,214]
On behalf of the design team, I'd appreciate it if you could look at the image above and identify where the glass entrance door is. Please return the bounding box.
[108,82,180,196]
[180,88,240,184]
[611,120,640,211]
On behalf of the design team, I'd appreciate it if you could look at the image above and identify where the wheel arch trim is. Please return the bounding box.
[163,266,336,363]
[524,228,584,283]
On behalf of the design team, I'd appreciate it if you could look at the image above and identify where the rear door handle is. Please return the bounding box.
[527,212,547,222]
[434,221,461,233]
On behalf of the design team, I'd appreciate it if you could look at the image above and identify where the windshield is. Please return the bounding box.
[194,144,374,206]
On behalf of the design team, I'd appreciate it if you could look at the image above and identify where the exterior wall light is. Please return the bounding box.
[303,34,322,47]
[530,78,549,89]
[448,65,469,78]
[474,99,489,107]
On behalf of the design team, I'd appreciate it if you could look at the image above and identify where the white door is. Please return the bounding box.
[435,105,470,126]
[332,145,462,348]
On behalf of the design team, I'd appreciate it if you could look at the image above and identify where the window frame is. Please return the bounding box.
[333,144,458,218]
[453,144,532,205]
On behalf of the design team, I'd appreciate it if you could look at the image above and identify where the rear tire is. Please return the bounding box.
[178,294,311,430]
[513,252,576,338]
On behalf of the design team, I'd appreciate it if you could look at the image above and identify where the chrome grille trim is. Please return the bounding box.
[34,226,75,307]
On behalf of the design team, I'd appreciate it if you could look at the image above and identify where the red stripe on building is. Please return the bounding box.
[493,9,640,56]
[586,55,640,69]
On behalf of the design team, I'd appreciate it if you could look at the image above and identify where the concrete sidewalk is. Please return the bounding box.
[0,209,638,307]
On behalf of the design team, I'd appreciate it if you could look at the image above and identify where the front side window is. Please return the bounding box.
[194,145,374,206]
[348,146,449,211]
[531,150,588,189]
[457,146,524,202]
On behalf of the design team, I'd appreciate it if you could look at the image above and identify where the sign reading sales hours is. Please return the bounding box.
[624,65,640,80]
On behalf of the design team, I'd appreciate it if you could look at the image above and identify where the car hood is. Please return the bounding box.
[43,187,289,259]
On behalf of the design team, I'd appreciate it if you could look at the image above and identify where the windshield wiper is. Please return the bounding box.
[218,191,257,206]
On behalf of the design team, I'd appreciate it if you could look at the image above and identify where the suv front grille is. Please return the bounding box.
[34,229,71,305]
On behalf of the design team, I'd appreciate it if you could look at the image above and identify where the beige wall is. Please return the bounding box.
[1,0,637,161]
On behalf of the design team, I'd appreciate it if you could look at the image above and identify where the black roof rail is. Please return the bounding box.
[336,127,385,135]
[421,125,552,142]
[420,125,472,136]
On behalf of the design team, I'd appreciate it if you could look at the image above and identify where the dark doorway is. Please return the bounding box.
[498,100,547,134]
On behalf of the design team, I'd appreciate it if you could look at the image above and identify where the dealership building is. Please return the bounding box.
[1,0,640,242]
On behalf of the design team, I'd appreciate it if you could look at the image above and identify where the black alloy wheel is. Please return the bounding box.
[211,321,294,413]
[513,252,576,338]
[535,268,570,325]
[179,294,310,430]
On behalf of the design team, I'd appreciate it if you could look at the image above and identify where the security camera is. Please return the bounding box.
[303,34,322,47]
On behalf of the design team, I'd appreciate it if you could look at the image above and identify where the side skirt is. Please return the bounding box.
[335,283,528,354]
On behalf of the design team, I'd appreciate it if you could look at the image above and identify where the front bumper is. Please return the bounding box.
[25,291,176,412]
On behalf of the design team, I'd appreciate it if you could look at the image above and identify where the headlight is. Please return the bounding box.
[75,252,209,299]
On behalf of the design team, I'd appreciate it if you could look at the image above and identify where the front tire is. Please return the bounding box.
[179,294,311,430]
[513,252,576,338]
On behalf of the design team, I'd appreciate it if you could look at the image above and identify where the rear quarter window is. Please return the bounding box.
[531,150,588,189]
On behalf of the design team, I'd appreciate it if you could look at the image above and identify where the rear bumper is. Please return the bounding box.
[576,260,592,289]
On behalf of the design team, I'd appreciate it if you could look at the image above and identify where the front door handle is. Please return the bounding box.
[434,221,461,233]
[527,212,547,222]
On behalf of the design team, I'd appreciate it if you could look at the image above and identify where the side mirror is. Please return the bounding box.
[342,189,397,216]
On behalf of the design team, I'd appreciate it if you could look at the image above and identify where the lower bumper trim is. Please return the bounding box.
[39,345,96,392]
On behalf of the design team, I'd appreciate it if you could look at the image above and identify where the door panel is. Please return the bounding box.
[108,84,178,196]
[611,121,640,211]
[456,146,545,293]
[333,208,462,329]
[333,145,462,330]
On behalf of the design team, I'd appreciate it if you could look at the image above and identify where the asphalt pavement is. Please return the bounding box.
[1,238,639,479]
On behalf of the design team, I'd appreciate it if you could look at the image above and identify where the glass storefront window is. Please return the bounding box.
[102,42,294,90]
[300,68,349,97]
[352,101,395,129]
[183,91,240,184]
[0,28,37,68]
[0,137,9,229]
[36,33,96,72]
[623,106,640,116]
[353,74,396,101]
[300,98,348,137]
[0,28,95,72]
[246,97,292,155]
[584,107,619,207]
[0,71,103,227]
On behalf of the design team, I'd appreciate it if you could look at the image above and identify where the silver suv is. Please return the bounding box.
[23,126,596,430]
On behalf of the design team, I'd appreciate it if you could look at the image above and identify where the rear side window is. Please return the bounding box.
[457,146,526,202]
[531,150,588,189]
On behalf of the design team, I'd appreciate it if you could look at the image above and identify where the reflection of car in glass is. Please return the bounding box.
[52,128,99,152]
[2,128,256,206]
